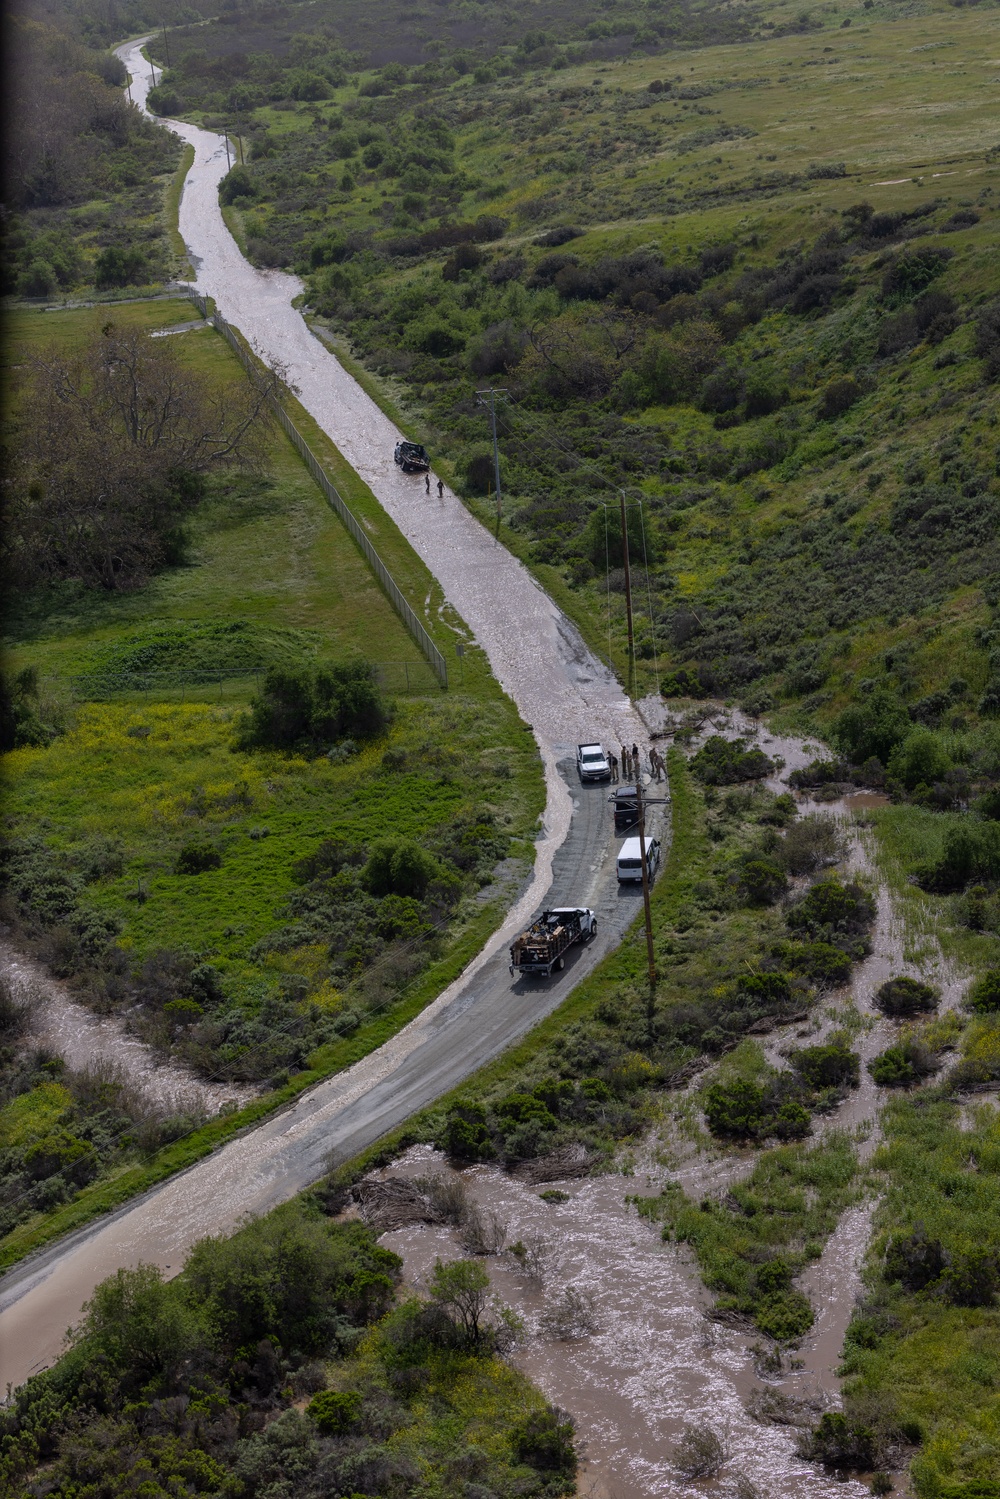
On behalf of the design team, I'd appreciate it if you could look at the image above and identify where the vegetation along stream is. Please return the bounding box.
[3,0,1000,1493]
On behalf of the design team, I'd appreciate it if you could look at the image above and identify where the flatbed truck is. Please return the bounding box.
[509,906,597,977]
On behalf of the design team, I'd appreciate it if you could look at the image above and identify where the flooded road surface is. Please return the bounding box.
[0,47,666,1394]
[116,39,648,877]
[0,760,665,1394]
[2,941,253,1118]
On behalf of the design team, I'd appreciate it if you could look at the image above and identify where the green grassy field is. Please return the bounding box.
[0,300,545,1263]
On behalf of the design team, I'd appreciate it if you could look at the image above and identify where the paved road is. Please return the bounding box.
[0,44,667,1393]
[0,764,664,1391]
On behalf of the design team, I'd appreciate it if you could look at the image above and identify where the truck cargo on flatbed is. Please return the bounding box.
[509,906,597,977]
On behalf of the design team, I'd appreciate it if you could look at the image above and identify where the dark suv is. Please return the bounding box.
[613,785,640,831]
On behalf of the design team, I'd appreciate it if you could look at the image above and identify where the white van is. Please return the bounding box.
[616,836,661,884]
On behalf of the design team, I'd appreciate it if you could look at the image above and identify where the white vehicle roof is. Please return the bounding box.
[579,744,605,754]
[618,836,657,858]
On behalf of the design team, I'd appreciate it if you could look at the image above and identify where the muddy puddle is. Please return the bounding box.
[1,940,254,1117]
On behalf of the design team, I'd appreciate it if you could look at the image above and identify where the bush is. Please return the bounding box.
[967,970,1000,1012]
[831,687,910,766]
[445,1103,496,1160]
[94,245,148,289]
[175,842,222,875]
[887,729,952,791]
[307,1389,362,1434]
[868,1040,937,1087]
[818,376,861,419]
[674,1422,727,1477]
[364,839,439,899]
[755,1288,814,1340]
[807,1411,878,1471]
[690,736,775,785]
[786,878,876,943]
[778,815,842,875]
[704,1079,768,1139]
[874,976,939,1017]
[513,1406,577,1476]
[885,1224,946,1291]
[238,661,389,753]
[738,857,787,906]
[791,1041,860,1090]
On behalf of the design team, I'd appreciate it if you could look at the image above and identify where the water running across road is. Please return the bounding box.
[0,41,654,1393]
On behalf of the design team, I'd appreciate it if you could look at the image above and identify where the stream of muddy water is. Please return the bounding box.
[1,940,254,1117]
[360,711,962,1498]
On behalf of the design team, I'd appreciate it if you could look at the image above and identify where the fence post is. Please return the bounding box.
[206,311,448,688]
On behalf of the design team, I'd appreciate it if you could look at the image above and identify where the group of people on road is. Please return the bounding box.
[607,742,666,783]
[425,473,445,498]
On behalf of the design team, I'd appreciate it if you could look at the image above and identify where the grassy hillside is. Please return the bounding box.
[0,300,544,1256]
[152,4,999,722]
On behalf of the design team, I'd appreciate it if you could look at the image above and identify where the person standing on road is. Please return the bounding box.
[651,747,664,781]
[609,751,619,783]
[425,473,431,495]
[621,744,630,780]
[437,478,444,497]
[632,743,640,778]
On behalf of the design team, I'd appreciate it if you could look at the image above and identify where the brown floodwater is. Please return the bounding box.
[366,708,964,1497]
[1,939,254,1117]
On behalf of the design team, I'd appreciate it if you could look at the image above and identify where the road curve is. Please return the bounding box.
[0,46,662,1393]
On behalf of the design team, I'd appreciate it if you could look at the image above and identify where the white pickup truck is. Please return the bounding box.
[577,742,611,781]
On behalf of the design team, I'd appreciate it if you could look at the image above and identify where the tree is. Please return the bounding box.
[238,661,389,753]
[7,322,279,590]
[77,1264,208,1388]
[887,729,952,791]
[831,686,910,766]
[428,1257,491,1346]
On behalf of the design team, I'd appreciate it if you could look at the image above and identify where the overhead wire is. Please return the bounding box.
[497,395,666,673]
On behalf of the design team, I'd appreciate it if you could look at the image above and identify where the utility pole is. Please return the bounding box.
[618,486,665,1033]
[476,386,507,539]
[149,60,157,89]
[224,133,231,171]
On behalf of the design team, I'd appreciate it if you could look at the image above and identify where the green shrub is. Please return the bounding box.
[93,245,148,289]
[874,975,939,1017]
[704,1078,768,1139]
[512,1406,577,1477]
[791,1041,860,1090]
[445,1103,495,1160]
[364,839,439,900]
[786,878,876,944]
[238,661,389,754]
[754,1288,813,1340]
[806,1411,878,1471]
[175,842,222,875]
[306,1389,362,1435]
[967,970,1000,1013]
[23,1130,97,1184]
[738,856,787,906]
[219,166,258,205]
[690,736,775,785]
[868,1040,936,1087]
[887,729,953,791]
[831,686,910,766]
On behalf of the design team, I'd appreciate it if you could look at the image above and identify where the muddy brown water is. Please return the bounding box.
[365,710,964,1498]
[1,940,254,1117]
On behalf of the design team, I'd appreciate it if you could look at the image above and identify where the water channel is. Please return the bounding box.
[2,53,953,1495]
